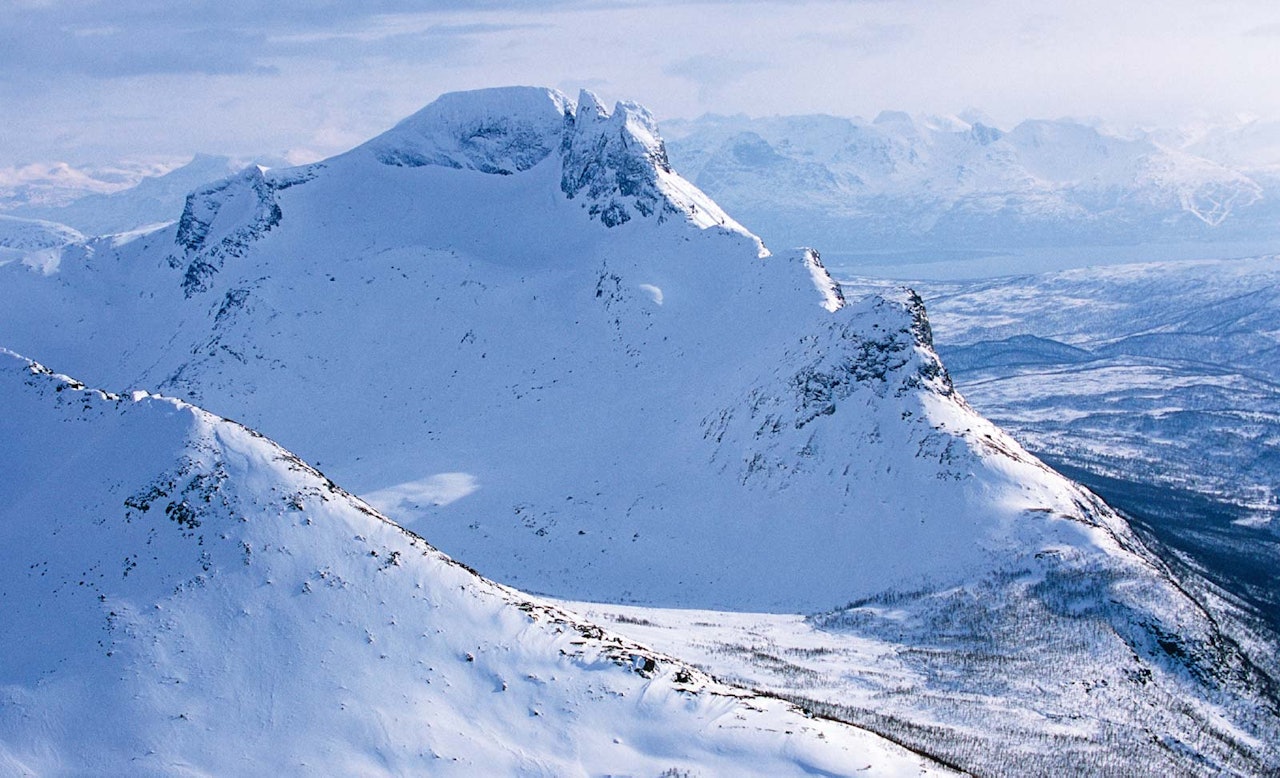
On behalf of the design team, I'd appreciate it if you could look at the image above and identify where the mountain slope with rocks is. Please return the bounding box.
[0,350,946,777]
[1,86,1277,774]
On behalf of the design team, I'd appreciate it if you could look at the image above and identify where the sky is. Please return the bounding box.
[3,0,1280,168]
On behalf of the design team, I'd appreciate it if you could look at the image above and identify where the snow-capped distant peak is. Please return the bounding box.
[0,214,84,275]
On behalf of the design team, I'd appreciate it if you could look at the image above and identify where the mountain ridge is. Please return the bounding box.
[0,348,949,776]
[1,86,1277,773]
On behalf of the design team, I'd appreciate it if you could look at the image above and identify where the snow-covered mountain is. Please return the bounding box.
[843,256,1280,631]
[1179,118,1280,171]
[0,160,161,212]
[2,154,248,236]
[0,86,1183,611]
[662,113,1280,273]
[0,350,946,776]
[0,214,84,274]
[2,86,1277,773]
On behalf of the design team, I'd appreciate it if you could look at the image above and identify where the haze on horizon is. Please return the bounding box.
[3,0,1279,169]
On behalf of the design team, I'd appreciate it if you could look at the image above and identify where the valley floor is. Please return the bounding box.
[568,595,1279,777]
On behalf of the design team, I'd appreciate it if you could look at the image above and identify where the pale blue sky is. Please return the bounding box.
[3,0,1279,166]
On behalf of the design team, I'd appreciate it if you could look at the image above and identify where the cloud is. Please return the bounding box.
[0,2,555,79]
[266,22,551,68]
[8,0,1280,170]
[796,22,913,55]
[0,22,272,77]
[664,55,769,103]
[363,472,480,518]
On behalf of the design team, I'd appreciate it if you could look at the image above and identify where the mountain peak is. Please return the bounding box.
[574,88,609,123]
[353,86,743,234]
[363,86,573,175]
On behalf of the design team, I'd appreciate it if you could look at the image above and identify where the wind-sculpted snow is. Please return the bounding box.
[0,350,947,776]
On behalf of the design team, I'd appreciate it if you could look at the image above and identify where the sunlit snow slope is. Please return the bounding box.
[0,350,946,777]
[0,86,1180,612]
[2,86,1278,774]
[843,256,1280,630]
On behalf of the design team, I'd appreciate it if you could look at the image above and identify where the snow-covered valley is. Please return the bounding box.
[572,597,1278,777]
[2,86,1278,775]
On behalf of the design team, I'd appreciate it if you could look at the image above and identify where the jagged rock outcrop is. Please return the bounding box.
[170,166,284,296]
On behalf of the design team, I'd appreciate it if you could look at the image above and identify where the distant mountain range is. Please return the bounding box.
[1,154,272,234]
[6,111,1280,269]
[663,113,1280,272]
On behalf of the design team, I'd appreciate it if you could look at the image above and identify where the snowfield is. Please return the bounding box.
[0,214,83,274]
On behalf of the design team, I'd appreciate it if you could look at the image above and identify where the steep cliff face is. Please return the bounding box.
[171,165,285,296]
[560,90,674,227]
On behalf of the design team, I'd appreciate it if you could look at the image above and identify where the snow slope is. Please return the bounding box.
[0,86,1176,612]
[843,255,1280,629]
[2,86,1277,772]
[0,214,83,274]
[0,350,946,777]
